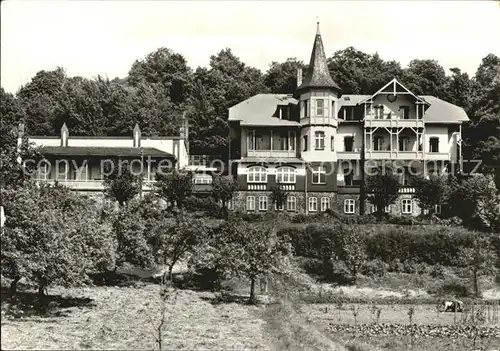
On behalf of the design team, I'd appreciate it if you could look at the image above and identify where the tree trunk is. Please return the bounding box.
[249,277,256,304]
[168,265,174,282]
[10,276,20,297]
[473,269,479,297]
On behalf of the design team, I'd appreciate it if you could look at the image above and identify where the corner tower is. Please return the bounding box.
[297,23,342,164]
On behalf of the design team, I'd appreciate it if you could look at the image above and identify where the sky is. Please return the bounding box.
[1,0,500,94]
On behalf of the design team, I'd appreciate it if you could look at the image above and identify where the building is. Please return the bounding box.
[228,23,469,216]
[25,119,195,195]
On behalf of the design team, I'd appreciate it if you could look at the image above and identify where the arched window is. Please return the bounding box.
[276,167,296,184]
[247,166,267,183]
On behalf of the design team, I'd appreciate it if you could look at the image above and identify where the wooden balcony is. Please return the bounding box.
[300,116,338,127]
[364,116,424,129]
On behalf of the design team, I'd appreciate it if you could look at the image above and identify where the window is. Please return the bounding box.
[371,205,391,214]
[274,201,284,211]
[315,131,325,150]
[246,196,255,211]
[330,136,335,151]
[308,197,318,212]
[429,137,439,153]
[316,99,324,116]
[344,199,355,214]
[400,106,410,119]
[321,197,330,212]
[399,137,410,151]
[434,204,442,215]
[37,161,49,180]
[287,196,297,211]
[247,166,267,183]
[375,105,384,119]
[303,135,308,151]
[56,160,69,181]
[345,107,355,120]
[402,199,412,214]
[304,100,309,117]
[258,196,268,211]
[343,168,354,186]
[344,136,354,152]
[332,101,335,118]
[374,136,384,151]
[276,167,296,184]
[417,104,424,119]
[312,165,326,184]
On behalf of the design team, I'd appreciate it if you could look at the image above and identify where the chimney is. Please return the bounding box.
[297,68,303,88]
[61,123,69,147]
[133,123,141,147]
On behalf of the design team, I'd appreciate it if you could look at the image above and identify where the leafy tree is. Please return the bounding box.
[327,47,403,94]
[211,175,238,218]
[155,169,193,210]
[269,184,288,211]
[340,226,367,283]
[401,59,450,100]
[264,58,306,93]
[459,236,498,297]
[155,212,204,282]
[17,67,67,135]
[103,159,141,206]
[411,174,449,219]
[365,171,400,219]
[446,67,473,112]
[1,184,116,298]
[448,174,499,231]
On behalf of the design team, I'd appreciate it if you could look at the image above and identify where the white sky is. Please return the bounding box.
[2,0,500,94]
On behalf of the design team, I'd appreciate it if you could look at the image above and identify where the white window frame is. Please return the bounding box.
[314,131,325,150]
[194,173,213,184]
[246,196,255,211]
[55,160,69,181]
[402,199,413,214]
[258,195,268,211]
[276,167,296,184]
[312,165,326,184]
[330,136,334,151]
[399,137,410,152]
[434,204,441,215]
[344,199,355,214]
[371,204,391,214]
[320,197,330,212]
[37,160,49,180]
[308,197,318,212]
[429,137,439,153]
[287,196,297,211]
[274,201,284,211]
[247,166,267,183]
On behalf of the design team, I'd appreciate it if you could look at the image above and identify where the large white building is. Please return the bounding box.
[228,24,469,215]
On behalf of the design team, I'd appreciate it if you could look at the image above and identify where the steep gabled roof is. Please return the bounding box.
[296,23,341,93]
[228,94,299,126]
[419,96,469,123]
[358,78,430,105]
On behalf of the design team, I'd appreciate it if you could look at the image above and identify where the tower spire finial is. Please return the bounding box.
[316,18,320,35]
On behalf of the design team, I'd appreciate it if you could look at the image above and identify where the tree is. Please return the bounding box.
[269,184,288,211]
[155,212,204,282]
[340,226,367,283]
[411,174,449,220]
[365,171,400,219]
[103,159,141,206]
[264,58,306,94]
[448,174,499,231]
[198,219,290,303]
[401,59,450,100]
[155,169,193,210]
[1,184,116,298]
[211,175,238,219]
[459,236,498,297]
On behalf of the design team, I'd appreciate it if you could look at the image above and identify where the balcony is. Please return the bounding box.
[366,150,425,160]
[247,150,296,158]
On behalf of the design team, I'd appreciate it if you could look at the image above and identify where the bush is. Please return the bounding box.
[184,196,221,217]
[435,280,471,298]
[388,259,405,273]
[430,264,446,279]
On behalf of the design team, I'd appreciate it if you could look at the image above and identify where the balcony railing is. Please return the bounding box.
[247,149,296,158]
[364,116,424,129]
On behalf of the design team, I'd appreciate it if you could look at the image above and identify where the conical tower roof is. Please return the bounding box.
[297,22,342,93]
